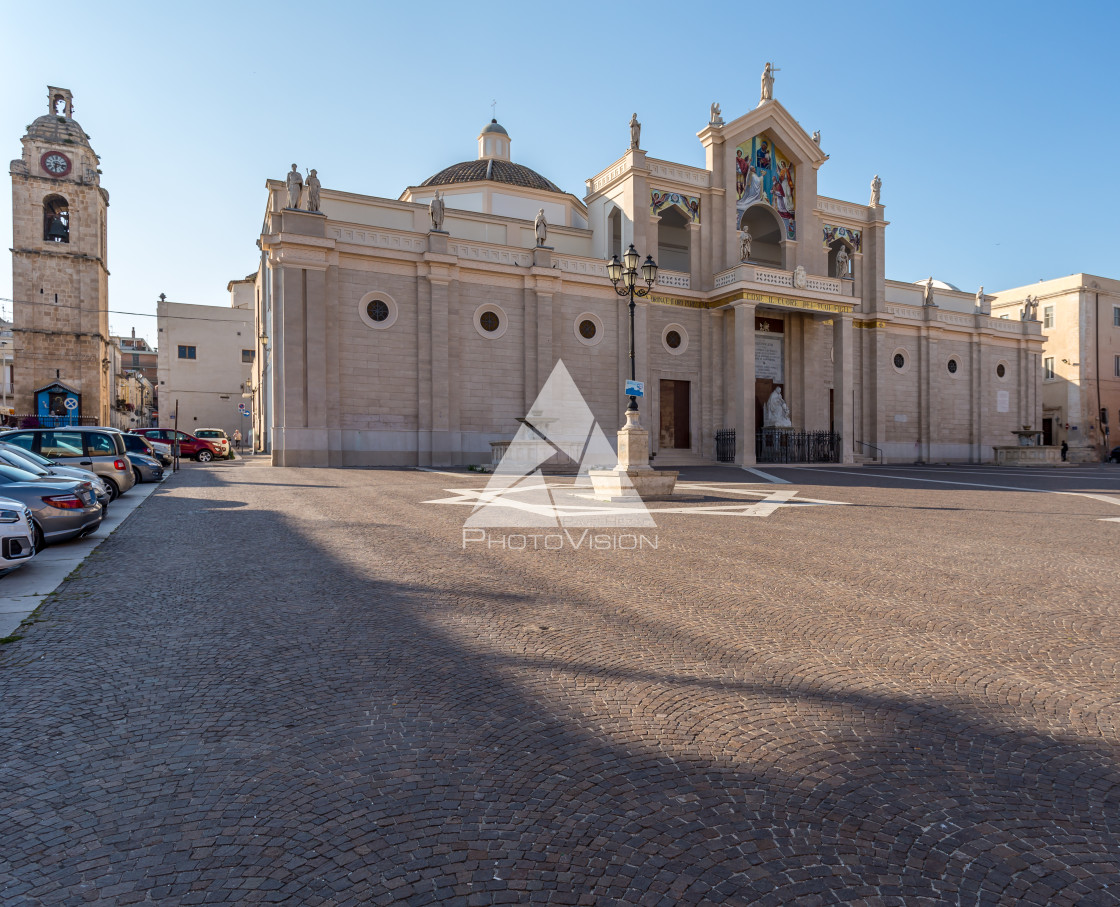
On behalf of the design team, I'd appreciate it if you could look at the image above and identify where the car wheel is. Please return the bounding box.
[133,467,144,485]
[197,450,213,463]
[32,520,45,551]
[103,478,120,502]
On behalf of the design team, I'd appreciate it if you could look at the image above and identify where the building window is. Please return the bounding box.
[573,313,603,346]
[178,345,196,360]
[662,323,688,355]
[473,303,507,339]
[131,354,140,367]
[242,349,255,363]
[947,358,958,374]
[1043,306,1054,328]
[893,352,905,369]
[1115,354,1120,378]
[1043,357,1054,380]
[358,291,398,330]
[1114,306,1120,327]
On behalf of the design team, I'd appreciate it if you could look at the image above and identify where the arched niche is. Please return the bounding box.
[828,238,853,279]
[607,206,622,261]
[739,204,783,268]
[43,195,69,243]
[657,206,691,273]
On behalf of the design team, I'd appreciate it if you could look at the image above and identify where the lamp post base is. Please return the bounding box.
[587,410,679,501]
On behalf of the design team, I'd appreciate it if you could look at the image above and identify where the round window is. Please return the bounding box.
[480,311,500,333]
[947,359,958,374]
[666,331,682,349]
[579,319,597,340]
[358,292,398,330]
[893,352,905,369]
[367,300,389,322]
[996,363,1006,378]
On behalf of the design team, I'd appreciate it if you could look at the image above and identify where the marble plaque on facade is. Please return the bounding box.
[755,334,784,382]
[997,390,1010,413]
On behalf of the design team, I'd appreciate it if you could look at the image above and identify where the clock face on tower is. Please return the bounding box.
[40,151,71,177]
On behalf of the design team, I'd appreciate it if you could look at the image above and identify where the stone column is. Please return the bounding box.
[833,312,854,464]
[733,302,757,466]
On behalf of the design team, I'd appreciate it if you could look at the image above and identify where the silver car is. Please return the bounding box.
[0,461,102,547]
[0,441,112,511]
[0,427,136,500]
[127,452,164,484]
[0,495,37,574]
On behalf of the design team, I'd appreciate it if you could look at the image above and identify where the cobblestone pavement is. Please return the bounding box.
[1,461,1118,905]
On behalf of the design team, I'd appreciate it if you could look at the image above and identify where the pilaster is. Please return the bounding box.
[832,313,854,464]
[733,302,757,466]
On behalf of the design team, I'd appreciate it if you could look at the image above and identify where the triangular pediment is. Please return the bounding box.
[34,381,80,396]
[715,100,826,167]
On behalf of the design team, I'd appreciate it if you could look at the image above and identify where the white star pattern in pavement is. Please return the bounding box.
[423,481,848,519]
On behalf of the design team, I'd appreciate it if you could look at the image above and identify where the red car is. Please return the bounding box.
[133,429,223,463]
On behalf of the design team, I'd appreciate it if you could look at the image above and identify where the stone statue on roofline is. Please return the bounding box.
[924,276,935,306]
[975,286,985,313]
[534,208,548,247]
[812,130,821,145]
[629,113,641,149]
[305,169,321,212]
[429,190,445,232]
[870,174,882,206]
[709,102,723,125]
[760,62,776,103]
[285,164,303,209]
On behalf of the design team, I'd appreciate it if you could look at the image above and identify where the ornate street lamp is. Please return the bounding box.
[606,244,658,412]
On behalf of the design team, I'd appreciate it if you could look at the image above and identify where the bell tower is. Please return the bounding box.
[9,85,111,423]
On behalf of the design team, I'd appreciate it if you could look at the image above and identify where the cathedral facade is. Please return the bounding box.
[9,87,112,424]
[253,84,1043,467]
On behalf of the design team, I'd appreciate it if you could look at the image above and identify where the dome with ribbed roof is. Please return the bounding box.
[25,113,92,149]
[420,158,561,193]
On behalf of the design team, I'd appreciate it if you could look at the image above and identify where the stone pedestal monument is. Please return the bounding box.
[588,410,679,501]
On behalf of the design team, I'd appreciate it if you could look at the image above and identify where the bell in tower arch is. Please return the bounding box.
[43,196,69,243]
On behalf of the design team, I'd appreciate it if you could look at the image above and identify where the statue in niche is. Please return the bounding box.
[305,169,321,212]
[629,113,641,149]
[835,246,850,278]
[870,174,882,206]
[739,228,752,262]
[760,62,777,102]
[812,130,821,145]
[285,164,303,209]
[764,387,793,428]
[534,208,548,246]
[429,190,445,232]
[709,102,723,125]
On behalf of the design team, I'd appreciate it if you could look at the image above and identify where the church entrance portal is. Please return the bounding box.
[659,380,691,450]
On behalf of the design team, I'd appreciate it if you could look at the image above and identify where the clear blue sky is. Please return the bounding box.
[2,0,1116,345]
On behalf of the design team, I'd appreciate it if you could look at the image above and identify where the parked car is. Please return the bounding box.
[1109,446,1120,464]
[0,443,112,512]
[0,461,102,547]
[122,432,171,467]
[132,428,222,463]
[0,495,37,575]
[194,428,231,459]
[128,452,164,484]
[0,427,136,500]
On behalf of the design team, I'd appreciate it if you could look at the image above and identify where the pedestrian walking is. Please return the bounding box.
[1060,440,1068,461]
[233,428,242,452]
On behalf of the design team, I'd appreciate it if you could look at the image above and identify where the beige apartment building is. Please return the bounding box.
[251,75,1044,468]
[156,290,254,442]
[991,274,1120,460]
